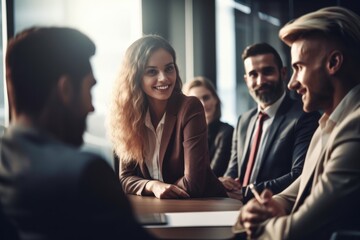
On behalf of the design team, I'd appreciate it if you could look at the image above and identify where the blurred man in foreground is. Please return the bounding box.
[0,27,155,240]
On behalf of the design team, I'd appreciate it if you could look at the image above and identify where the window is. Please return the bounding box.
[11,0,142,165]
[0,0,7,127]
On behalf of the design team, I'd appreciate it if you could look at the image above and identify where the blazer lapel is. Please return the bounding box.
[158,93,178,172]
[240,112,257,171]
[300,128,322,191]
[251,95,289,182]
[159,113,176,171]
[260,114,285,166]
[292,128,323,211]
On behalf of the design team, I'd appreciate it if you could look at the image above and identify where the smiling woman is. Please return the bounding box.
[141,48,177,107]
[107,34,227,199]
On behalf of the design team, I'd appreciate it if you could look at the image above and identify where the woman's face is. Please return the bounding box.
[187,85,217,124]
[141,48,177,106]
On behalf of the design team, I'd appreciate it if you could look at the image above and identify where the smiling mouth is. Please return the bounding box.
[255,86,271,93]
[257,89,269,93]
[154,85,169,90]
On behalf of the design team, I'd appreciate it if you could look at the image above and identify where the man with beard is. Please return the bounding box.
[219,43,320,203]
[0,27,155,240]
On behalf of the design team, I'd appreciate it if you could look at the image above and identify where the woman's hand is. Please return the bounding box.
[145,180,190,199]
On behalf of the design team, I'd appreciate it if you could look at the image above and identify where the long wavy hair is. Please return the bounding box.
[108,34,182,164]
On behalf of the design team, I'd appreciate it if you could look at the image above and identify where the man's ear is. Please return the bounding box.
[57,75,73,105]
[328,50,343,75]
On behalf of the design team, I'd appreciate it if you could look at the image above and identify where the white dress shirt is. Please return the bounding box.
[144,109,166,181]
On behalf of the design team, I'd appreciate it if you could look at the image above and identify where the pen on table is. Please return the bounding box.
[249,183,264,205]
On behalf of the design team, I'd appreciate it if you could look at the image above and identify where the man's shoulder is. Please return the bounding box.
[241,107,258,118]
[335,107,360,135]
[46,143,110,175]
[281,94,304,113]
[1,126,108,173]
[281,94,320,118]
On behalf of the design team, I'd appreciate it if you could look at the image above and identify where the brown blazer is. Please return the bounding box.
[120,92,227,198]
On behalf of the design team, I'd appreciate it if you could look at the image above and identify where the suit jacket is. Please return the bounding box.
[208,120,234,177]
[225,93,320,202]
[250,86,360,240]
[120,92,227,198]
[0,124,155,240]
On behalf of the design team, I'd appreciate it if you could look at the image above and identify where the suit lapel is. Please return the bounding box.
[252,95,290,181]
[261,114,285,165]
[158,93,179,173]
[292,128,322,211]
[159,113,176,171]
[300,128,322,191]
[240,112,257,171]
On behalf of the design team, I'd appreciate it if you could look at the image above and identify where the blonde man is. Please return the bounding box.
[234,6,360,240]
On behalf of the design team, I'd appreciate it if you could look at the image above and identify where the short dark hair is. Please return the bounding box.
[241,42,283,70]
[6,27,96,116]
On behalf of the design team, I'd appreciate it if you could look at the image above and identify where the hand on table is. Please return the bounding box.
[145,180,190,199]
[219,176,242,192]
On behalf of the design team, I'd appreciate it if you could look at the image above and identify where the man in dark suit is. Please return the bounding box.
[0,27,155,240]
[219,43,320,203]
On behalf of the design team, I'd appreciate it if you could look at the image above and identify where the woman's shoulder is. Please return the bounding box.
[217,121,234,134]
[175,92,199,103]
[169,92,203,110]
[219,121,234,129]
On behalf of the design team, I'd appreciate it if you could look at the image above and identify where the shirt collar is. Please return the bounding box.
[328,83,360,124]
[145,108,166,130]
[319,83,360,131]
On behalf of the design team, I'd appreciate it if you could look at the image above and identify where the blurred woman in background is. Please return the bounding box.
[183,76,234,177]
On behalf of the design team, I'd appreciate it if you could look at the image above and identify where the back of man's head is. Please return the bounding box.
[6,27,96,116]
